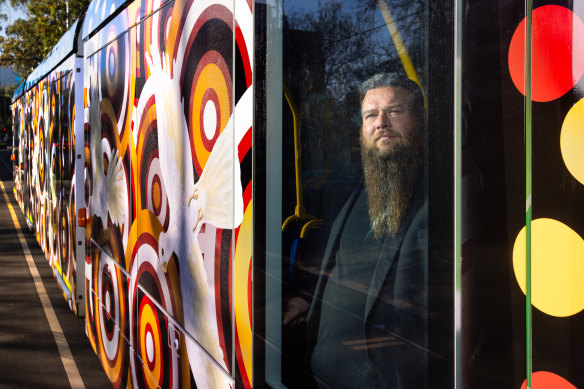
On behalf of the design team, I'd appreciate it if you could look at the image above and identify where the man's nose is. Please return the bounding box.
[375,112,390,129]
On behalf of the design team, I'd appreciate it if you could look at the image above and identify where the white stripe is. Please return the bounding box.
[526,193,532,212]
[0,180,86,389]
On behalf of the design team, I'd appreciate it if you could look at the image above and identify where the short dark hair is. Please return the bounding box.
[359,73,426,121]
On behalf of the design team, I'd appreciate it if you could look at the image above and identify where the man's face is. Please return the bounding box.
[361,86,419,158]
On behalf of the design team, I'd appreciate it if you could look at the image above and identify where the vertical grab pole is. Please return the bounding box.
[524,1,533,388]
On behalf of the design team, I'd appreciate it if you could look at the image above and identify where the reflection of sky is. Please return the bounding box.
[1,4,27,30]
[283,0,419,48]
[0,5,27,38]
[284,0,320,13]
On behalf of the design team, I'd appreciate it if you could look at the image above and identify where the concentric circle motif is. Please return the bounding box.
[49,200,59,268]
[93,236,129,387]
[49,188,58,265]
[67,185,76,289]
[135,90,170,231]
[139,299,163,388]
[38,123,45,189]
[145,155,170,230]
[99,23,131,135]
[178,5,235,175]
[129,231,181,389]
[60,204,70,277]
[86,254,98,352]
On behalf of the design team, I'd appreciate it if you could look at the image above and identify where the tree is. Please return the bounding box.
[0,0,91,77]
[0,84,17,133]
[285,0,426,100]
[0,13,6,34]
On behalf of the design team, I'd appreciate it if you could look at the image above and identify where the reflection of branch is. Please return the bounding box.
[375,0,420,86]
[329,10,422,45]
[286,0,423,99]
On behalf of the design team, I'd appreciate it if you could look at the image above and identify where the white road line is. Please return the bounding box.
[0,180,86,389]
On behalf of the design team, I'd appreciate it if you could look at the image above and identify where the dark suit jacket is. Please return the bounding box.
[306,186,428,388]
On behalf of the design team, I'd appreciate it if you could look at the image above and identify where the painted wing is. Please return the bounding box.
[106,149,128,227]
[146,46,195,208]
[198,120,244,230]
[182,242,230,389]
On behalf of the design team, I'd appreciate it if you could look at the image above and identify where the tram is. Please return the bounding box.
[10,0,584,387]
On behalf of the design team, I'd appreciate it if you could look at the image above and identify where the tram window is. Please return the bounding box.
[257,0,453,388]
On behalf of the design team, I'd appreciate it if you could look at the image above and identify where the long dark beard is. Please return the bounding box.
[361,138,423,239]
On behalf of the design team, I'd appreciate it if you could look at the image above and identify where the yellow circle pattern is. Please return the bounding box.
[560,98,584,185]
[192,64,231,170]
[139,302,161,388]
[513,218,584,317]
[234,201,253,386]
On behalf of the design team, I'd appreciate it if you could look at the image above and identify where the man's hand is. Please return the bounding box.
[283,296,310,325]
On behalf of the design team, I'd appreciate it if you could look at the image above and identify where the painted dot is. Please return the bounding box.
[152,177,161,212]
[146,330,154,364]
[108,49,115,79]
[203,99,217,140]
[560,98,584,185]
[105,290,111,313]
[508,5,584,102]
[521,371,576,389]
[513,218,584,317]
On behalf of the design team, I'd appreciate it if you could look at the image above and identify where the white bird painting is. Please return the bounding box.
[88,85,128,230]
[142,45,243,389]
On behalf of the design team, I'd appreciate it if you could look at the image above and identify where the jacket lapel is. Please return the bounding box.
[365,229,405,319]
[364,188,424,319]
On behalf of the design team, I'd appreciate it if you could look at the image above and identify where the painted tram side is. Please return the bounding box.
[11,0,253,387]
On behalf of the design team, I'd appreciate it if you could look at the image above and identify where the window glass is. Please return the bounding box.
[256,0,453,387]
[460,2,584,387]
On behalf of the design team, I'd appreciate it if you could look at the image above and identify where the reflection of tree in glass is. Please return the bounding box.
[285,0,425,100]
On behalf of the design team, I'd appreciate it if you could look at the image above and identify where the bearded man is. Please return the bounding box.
[286,73,429,388]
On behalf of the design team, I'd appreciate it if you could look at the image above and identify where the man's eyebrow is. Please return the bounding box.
[385,103,408,110]
[361,103,408,115]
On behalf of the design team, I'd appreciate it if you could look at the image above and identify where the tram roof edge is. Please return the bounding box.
[12,80,25,102]
[81,0,133,41]
[24,17,84,92]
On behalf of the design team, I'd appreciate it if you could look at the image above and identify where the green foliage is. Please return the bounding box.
[0,0,91,77]
[0,84,17,132]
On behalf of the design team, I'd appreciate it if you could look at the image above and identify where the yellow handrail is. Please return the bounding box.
[282,82,323,238]
[376,0,428,109]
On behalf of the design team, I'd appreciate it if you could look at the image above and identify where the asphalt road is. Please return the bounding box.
[0,147,112,389]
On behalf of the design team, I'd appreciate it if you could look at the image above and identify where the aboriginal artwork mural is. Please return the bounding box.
[12,64,80,314]
[82,0,253,388]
